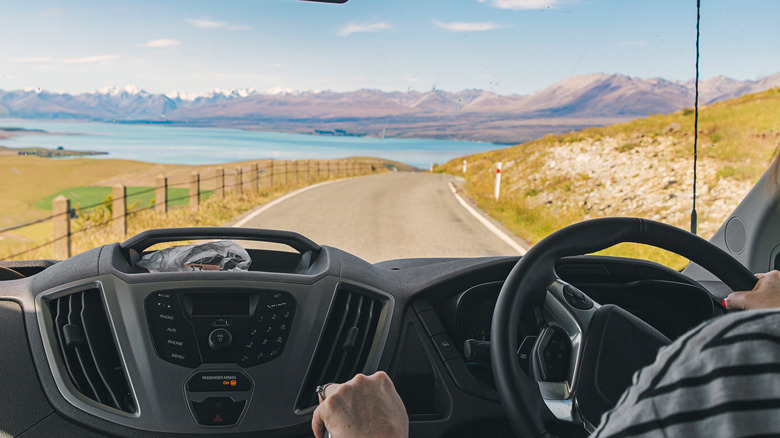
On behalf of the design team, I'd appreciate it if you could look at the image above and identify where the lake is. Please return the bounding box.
[0,119,501,169]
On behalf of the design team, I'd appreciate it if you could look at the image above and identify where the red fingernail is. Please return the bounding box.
[722,299,727,308]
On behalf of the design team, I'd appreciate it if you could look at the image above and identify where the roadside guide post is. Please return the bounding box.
[495,162,502,200]
[463,160,467,174]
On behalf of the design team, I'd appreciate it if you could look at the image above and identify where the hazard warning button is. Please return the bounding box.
[190,397,246,426]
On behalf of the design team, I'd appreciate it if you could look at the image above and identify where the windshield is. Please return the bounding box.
[1,0,778,265]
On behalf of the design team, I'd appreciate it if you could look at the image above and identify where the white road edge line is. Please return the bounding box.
[233,179,340,228]
[448,182,528,256]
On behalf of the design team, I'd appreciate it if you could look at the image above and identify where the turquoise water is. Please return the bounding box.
[0,119,500,168]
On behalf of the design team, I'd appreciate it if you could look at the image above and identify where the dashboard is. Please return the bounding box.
[0,228,721,437]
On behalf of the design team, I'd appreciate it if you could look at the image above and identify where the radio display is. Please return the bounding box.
[191,294,250,316]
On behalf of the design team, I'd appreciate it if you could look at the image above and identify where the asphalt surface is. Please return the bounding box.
[236,172,524,263]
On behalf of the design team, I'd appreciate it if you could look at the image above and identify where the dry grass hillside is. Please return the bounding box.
[437,89,780,268]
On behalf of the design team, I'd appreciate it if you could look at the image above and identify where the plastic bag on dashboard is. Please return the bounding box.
[137,241,251,272]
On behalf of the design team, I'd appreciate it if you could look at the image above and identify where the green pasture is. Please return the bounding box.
[36,186,215,211]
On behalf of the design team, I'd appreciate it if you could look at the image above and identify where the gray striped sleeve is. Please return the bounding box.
[592,310,780,438]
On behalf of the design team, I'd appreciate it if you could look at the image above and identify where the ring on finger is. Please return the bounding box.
[316,383,333,401]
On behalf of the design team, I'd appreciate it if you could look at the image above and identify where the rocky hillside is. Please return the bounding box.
[437,88,780,266]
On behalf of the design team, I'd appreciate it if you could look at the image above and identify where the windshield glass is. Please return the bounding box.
[1,0,778,265]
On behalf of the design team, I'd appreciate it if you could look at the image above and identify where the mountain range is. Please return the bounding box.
[1,72,778,144]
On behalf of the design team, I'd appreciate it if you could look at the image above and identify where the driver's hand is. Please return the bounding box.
[724,270,780,310]
[311,371,409,438]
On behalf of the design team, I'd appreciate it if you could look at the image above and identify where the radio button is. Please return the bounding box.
[157,343,200,368]
[209,329,232,352]
[146,291,183,314]
[147,306,201,368]
[259,292,296,311]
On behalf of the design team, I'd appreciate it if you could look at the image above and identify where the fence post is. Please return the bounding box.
[53,195,71,259]
[248,163,258,193]
[113,184,126,238]
[190,172,200,212]
[495,162,502,200]
[234,167,243,195]
[215,168,224,200]
[156,175,168,214]
[304,159,310,183]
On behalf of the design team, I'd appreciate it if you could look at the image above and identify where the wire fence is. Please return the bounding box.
[1,159,382,261]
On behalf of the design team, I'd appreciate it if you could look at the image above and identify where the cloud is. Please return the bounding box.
[433,20,505,32]
[337,22,392,37]
[60,55,118,63]
[187,18,252,31]
[187,18,227,28]
[477,0,559,10]
[137,39,182,48]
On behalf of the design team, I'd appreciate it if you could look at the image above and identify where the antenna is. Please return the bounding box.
[691,0,701,235]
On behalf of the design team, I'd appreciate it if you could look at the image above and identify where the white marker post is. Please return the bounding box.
[462,160,467,174]
[495,162,502,200]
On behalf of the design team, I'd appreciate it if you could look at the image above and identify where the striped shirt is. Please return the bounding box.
[592,309,780,438]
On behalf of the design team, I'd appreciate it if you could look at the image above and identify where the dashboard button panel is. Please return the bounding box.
[145,292,201,367]
[144,289,296,368]
[238,305,296,367]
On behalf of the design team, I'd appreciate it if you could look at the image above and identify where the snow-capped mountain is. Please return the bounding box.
[1,72,777,143]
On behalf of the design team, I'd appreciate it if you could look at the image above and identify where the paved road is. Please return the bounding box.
[236,172,524,263]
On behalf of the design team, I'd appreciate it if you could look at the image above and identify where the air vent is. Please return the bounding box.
[296,285,385,411]
[49,288,136,413]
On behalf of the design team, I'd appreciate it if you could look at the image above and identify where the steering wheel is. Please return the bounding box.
[490,217,758,437]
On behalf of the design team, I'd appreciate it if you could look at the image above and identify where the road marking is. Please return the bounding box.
[232,180,340,227]
[448,182,528,255]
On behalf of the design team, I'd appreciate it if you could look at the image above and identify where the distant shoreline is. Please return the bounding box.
[0,119,499,168]
[0,143,108,158]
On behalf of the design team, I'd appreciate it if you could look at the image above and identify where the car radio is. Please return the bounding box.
[144,288,296,368]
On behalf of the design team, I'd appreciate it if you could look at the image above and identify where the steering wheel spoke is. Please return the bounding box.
[532,279,600,427]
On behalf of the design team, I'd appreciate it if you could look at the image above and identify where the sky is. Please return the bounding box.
[0,0,778,96]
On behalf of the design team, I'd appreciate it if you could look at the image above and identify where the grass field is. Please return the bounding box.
[34,186,215,211]
[0,156,403,260]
